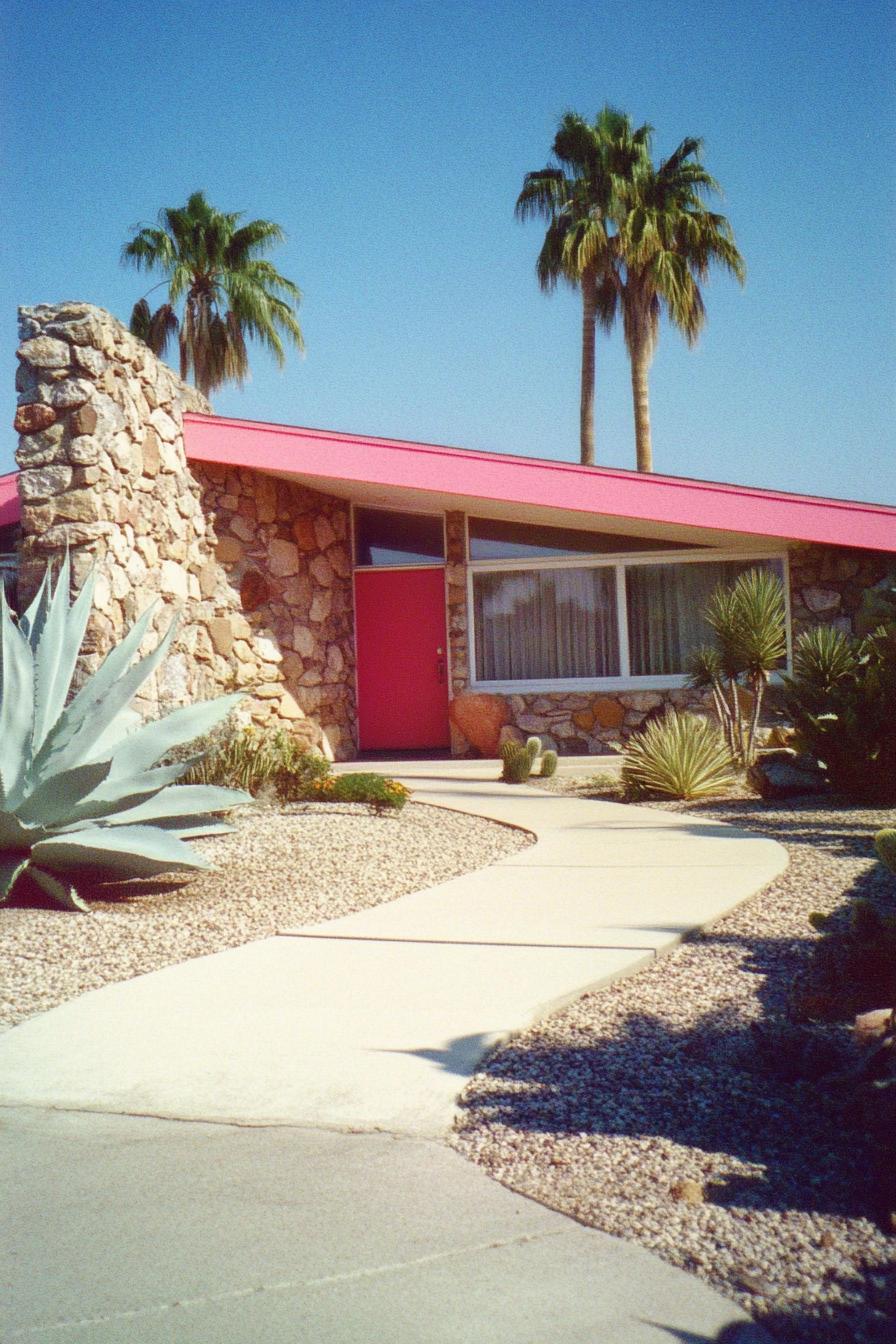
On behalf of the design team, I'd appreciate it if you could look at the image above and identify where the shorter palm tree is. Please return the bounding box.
[122,191,304,398]
[616,138,745,471]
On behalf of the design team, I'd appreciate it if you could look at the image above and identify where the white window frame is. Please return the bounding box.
[466,541,792,694]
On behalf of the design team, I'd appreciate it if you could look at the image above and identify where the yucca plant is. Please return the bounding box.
[688,567,787,767]
[0,554,248,912]
[622,709,738,800]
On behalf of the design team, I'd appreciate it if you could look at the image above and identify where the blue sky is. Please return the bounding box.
[3,0,894,503]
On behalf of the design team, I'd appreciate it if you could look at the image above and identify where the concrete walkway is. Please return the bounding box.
[0,761,785,1342]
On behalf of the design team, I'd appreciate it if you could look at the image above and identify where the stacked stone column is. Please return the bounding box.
[14,302,356,757]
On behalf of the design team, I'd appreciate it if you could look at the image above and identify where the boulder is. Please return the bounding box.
[448,692,510,757]
[748,749,827,799]
[591,695,626,729]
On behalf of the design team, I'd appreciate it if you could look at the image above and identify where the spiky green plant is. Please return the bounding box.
[875,830,896,876]
[525,736,542,762]
[500,740,533,784]
[688,567,786,767]
[0,555,248,912]
[540,749,559,778]
[622,710,737,800]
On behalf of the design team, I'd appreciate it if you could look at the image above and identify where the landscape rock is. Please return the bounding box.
[748,750,828,799]
[448,692,509,756]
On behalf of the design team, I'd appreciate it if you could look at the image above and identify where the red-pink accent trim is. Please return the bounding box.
[184,414,896,554]
[0,472,20,529]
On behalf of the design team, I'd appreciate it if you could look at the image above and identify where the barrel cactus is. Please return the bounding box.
[0,554,248,912]
[876,830,896,876]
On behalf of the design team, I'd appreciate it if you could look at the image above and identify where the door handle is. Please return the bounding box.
[436,649,446,683]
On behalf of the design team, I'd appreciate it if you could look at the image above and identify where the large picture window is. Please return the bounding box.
[626,558,784,676]
[473,567,619,681]
[468,521,788,689]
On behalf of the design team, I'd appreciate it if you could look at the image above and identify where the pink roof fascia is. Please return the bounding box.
[184,414,896,554]
[0,472,20,528]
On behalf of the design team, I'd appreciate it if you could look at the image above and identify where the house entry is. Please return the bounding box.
[353,508,450,751]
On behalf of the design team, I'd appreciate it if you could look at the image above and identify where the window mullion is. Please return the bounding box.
[615,564,630,678]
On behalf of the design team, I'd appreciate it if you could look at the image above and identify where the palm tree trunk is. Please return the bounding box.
[630,333,653,472]
[580,268,597,466]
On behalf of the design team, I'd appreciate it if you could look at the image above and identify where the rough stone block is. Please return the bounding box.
[50,378,93,409]
[17,335,71,368]
[268,539,299,577]
[216,535,244,564]
[14,403,56,434]
[159,560,188,599]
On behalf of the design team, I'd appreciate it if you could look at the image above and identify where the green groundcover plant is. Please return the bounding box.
[0,555,248,912]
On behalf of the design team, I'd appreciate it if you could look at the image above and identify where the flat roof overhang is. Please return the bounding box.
[185,414,896,554]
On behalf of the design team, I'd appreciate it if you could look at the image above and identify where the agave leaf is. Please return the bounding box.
[18,566,51,645]
[0,810,38,848]
[52,761,201,831]
[29,602,159,780]
[32,554,97,753]
[0,854,30,906]
[0,587,35,804]
[103,783,249,827]
[103,692,245,778]
[14,759,113,827]
[32,824,212,878]
[34,616,178,780]
[82,707,144,764]
[151,816,239,839]
[29,865,92,913]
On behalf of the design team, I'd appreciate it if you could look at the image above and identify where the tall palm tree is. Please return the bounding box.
[122,191,304,398]
[615,138,745,472]
[516,108,650,466]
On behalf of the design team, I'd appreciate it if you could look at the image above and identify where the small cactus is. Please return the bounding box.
[500,740,533,784]
[540,749,558,778]
[525,736,541,763]
[876,829,896,875]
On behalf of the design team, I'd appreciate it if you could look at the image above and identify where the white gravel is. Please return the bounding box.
[0,800,531,1030]
[451,789,896,1344]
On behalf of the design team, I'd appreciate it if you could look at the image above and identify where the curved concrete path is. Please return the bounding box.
[0,761,785,1342]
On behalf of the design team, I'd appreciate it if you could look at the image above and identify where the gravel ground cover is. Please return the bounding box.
[451,783,896,1344]
[0,800,531,1030]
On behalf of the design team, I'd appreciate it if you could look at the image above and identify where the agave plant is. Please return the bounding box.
[0,554,249,912]
[621,710,738,800]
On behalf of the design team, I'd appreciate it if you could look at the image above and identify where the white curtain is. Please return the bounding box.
[626,559,780,675]
[473,567,619,680]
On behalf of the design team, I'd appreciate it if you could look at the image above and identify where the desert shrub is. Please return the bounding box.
[783,579,896,802]
[184,726,332,800]
[312,772,409,812]
[621,710,738,800]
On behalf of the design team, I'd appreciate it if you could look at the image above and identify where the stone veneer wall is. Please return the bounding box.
[194,465,355,757]
[443,526,894,756]
[14,302,356,758]
[788,543,892,637]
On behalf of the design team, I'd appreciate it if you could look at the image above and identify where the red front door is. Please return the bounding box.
[354,567,450,750]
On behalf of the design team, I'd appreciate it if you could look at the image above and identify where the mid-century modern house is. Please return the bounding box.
[9,303,896,760]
